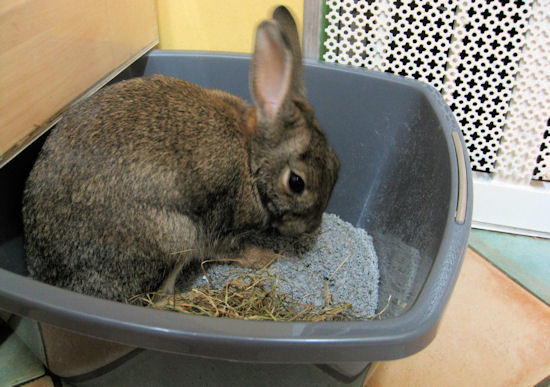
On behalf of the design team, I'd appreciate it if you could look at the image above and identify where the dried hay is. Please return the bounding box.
[127,255,389,322]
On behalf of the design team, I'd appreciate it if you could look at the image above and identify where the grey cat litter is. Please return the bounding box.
[179,213,380,318]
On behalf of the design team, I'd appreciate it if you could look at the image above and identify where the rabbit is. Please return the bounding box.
[22,6,340,302]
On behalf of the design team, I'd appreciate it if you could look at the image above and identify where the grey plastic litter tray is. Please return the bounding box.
[0,51,472,363]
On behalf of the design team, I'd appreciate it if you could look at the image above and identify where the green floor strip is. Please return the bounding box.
[469,229,550,304]
[0,325,45,386]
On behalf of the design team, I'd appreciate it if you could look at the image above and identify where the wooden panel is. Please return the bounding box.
[0,0,158,165]
[302,0,322,60]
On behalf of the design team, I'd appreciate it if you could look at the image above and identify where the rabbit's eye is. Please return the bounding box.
[288,171,305,195]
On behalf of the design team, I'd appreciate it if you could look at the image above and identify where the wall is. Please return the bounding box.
[155,0,304,52]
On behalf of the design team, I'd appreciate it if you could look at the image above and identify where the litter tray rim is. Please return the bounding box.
[0,52,472,363]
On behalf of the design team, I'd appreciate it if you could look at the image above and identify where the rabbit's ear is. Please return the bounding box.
[272,6,305,99]
[250,20,292,123]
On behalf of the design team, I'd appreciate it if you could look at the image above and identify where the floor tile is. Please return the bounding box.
[366,248,550,387]
[21,375,54,387]
[469,229,550,304]
[0,325,45,386]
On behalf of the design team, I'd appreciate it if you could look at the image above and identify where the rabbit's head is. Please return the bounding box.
[249,6,340,236]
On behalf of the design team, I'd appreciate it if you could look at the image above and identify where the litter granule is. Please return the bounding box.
[179,213,380,318]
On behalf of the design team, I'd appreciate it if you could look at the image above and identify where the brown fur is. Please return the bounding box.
[22,6,339,301]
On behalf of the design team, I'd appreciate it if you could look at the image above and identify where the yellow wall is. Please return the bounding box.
[155,0,304,53]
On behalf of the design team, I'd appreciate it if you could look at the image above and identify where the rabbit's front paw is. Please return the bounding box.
[237,245,279,269]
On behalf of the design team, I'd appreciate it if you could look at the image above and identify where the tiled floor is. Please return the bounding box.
[2,239,550,386]
[0,326,45,386]
[366,248,550,387]
[21,376,54,387]
[469,229,550,304]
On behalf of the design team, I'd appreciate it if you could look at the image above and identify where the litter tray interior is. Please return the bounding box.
[119,53,452,318]
[0,52,470,362]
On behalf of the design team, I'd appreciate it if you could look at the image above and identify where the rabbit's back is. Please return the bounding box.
[23,6,340,302]
[22,75,257,301]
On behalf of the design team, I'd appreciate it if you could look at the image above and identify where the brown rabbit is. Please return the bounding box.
[22,6,339,302]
